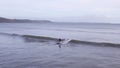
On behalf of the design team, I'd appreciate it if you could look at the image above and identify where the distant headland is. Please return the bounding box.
[0,17,52,23]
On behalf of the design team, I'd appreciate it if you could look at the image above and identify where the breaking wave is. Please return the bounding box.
[0,32,120,47]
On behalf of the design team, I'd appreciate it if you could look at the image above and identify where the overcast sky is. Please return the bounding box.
[0,0,120,23]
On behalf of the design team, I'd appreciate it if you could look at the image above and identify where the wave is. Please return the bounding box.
[0,32,120,47]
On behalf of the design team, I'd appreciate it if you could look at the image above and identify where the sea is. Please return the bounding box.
[0,22,120,68]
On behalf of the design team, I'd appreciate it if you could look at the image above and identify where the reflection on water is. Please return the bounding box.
[0,34,120,68]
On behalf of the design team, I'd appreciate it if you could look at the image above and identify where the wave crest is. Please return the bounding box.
[0,32,120,47]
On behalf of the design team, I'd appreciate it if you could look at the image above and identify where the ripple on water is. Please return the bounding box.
[0,35,120,68]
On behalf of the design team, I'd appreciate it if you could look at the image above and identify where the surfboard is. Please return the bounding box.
[61,39,71,44]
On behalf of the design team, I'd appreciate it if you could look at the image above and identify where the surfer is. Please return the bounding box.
[57,38,62,44]
[57,38,70,44]
[57,38,63,48]
[56,38,70,48]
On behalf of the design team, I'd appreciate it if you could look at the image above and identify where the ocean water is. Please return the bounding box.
[0,23,120,44]
[0,22,120,68]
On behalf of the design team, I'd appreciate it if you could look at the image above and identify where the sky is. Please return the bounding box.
[0,0,120,23]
